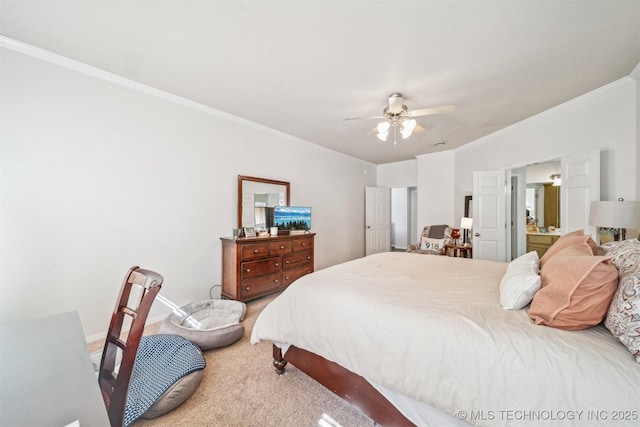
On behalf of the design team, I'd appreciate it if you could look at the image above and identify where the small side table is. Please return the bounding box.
[446,244,473,258]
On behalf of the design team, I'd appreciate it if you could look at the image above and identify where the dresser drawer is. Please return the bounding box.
[269,240,293,256]
[283,265,313,286]
[240,243,270,260]
[240,272,282,298]
[283,252,313,269]
[221,233,315,302]
[527,234,558,245]
[293,237,313,252]
[241,257,281,279]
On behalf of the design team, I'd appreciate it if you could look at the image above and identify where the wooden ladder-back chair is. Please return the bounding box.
[99,266,163,427]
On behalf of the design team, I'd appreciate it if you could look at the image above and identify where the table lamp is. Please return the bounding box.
[460,217,473,246]
[588,199,640,241]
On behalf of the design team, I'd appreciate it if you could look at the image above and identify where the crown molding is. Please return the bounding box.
[0,35,280,134]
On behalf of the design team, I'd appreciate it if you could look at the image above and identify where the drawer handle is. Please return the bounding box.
[245,286,251,291]
[274,279,279,283]
[253,249,259,253]
[285,260,290,264]
[285,276,290,280]
[301,243,306,246]
[246,268,251,272]
[275,263,279,267]
[280,245,285,249]
[306,256,311,260]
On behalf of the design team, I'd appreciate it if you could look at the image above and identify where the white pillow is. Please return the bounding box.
[500,251,541,310]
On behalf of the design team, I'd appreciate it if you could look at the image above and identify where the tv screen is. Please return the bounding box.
[273,206,311,230]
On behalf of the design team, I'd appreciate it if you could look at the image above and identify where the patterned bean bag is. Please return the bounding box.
[126,334,206,425]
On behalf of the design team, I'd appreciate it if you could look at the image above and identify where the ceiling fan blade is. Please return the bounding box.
[413,124,427,134]
[409,104,457,117]
[343,115,385,121]
[367,127,378,136]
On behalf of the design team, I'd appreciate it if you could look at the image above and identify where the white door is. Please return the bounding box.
[472,170,507,262]
[561,149,600,236]
[365,187,391,256]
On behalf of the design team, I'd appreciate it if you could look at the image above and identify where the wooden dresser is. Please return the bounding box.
[526,233,560,258]
[220,233,315,302]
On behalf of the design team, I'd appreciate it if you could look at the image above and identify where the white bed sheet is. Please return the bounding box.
[251,252,640,426]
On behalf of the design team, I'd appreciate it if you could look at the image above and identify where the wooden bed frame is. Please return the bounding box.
[272,344,415,426]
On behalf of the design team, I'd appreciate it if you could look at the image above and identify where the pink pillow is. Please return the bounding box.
[539,230,597,267]
[529,244,618,330]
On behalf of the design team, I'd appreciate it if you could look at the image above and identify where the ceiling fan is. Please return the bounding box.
[344,93,457,144]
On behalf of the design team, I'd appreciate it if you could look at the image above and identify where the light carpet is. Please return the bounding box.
[92,294,374,427]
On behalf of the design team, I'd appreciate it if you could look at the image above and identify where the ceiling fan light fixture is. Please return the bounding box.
[377,121,390,133]
[344,93,457,146]
[404,118,416,131]
[400,119,417,139]
[376,132,388,142]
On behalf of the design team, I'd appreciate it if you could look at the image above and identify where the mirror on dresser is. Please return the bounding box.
[237,175,290,230]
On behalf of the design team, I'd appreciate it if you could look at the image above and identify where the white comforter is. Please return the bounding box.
[251,252,640,426]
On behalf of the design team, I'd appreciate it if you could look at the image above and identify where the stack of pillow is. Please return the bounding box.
[529,229,618,330]
[500,230,640,362]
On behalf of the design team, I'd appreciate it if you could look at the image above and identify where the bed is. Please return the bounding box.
[250,240,640,426]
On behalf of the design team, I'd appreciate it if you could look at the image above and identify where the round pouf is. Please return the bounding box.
[159,299,247,350]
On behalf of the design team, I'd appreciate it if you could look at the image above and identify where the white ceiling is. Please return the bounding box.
[1,1,639,164]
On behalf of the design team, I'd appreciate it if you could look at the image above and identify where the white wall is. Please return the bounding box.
[377,159,418,187]
[0,47,375,340]
[632,62,640,200]
[454,77,638,223]
[416,151,455,229]
[379,153,458,234]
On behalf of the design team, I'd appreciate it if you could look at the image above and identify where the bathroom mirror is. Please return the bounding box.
[237,175,290,229]
[525,161,561,229]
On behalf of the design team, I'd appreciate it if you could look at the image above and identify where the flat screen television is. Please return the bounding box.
[273,206,311,230]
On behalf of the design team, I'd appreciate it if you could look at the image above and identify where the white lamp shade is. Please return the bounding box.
[460,217,473,229]
[589,201,640,229]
